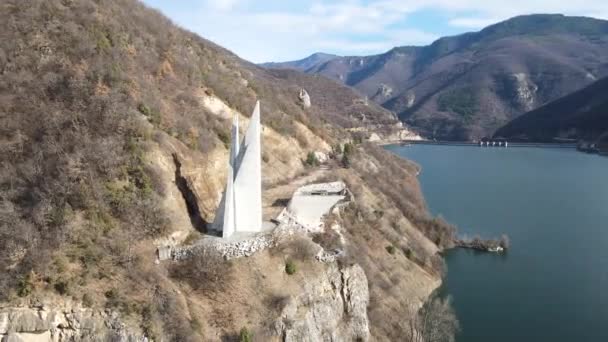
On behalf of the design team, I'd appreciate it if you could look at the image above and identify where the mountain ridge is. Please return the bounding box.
[263,14,608,140]
[260,52,339,72]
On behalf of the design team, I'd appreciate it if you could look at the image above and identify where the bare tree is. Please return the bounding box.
[170,248,234,297]
[500,234,510,249]
[408,295,460,342]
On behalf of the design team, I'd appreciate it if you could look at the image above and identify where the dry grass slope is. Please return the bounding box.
[0,0,455,340]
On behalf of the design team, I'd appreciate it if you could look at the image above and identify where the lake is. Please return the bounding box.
[385,144,608,342]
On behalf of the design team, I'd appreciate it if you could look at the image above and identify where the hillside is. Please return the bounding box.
[0,0,453,341]
[266,14,608,140]
[494,76,608,146]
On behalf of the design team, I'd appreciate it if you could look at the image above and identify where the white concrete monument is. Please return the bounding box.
[214,101,263,239]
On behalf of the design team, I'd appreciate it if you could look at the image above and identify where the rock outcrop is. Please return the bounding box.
[405,91,415,108]
[298,88,312,108]
[374,84,393,100]
[364,123,424,143]
[273,263,370,342]
[312,151,328,164]
[511,73,538,111]
[0,306,145,342]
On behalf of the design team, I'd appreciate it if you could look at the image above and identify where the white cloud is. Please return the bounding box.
[205,0,242,11]
[146,0,608,62]
[167,1,436,62]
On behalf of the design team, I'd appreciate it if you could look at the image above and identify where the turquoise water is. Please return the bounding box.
[385,144,608,342]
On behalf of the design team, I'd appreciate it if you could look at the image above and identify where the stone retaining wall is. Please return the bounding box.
[158,222,307,261]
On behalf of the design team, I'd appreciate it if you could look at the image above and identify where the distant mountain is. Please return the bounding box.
[260,52,338,71]
[494,76,608,144]
[264,14,608,140]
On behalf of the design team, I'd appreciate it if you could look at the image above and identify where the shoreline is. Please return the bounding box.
[382,139,608,156]
[384,139,578,148]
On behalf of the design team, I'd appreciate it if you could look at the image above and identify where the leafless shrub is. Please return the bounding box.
[288,237,319,261]
[294,129,309,148]
[429,254,447,278]
[170,248,234,295]
[271,236,318,261]
[153,290,199,342]
[408,295,460,342]
[264,293,290,314]
[336,251,357,268]
[500,234,510,249]
[312,228,342,252]
[144,164,167,197]
[351,144,457,250]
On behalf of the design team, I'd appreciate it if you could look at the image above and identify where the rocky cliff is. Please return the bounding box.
[0,305,144,342]
[273,264,369,342]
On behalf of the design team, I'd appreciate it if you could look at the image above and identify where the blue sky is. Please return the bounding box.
[142,0,608,63]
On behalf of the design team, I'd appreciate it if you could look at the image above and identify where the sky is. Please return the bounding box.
[142,0,608,63]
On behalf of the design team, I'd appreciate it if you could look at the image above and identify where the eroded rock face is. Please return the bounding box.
[299,88,312,108]
[365,124,424,143]
[312,151,328,164]
[273,263,370,342]
[511,73,538,111]
[377,84,393,99]
[405,91,416,108]
[0,307,145,342]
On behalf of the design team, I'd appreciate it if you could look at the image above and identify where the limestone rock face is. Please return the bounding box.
[395,127,424,141]
[312,151,328,164]
[511,73,538,111]
[368,133,381,142]
[405,91,416,108]
[364,123,424,143]
[376,84,393,99]
[274,263,370,342]
[0,307,145,342]
[298,88,312,108]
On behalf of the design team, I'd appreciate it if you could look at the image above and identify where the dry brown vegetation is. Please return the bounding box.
[267,69,399,128]
[310,142,456,341]
[409,295,460,342]
[0,0,336,338]
[167,246,327,340]
[0,0,339,295]
[351,144,456,251]
[0,0,456,340]
[282,236,320,262]
[169,249,235,296]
